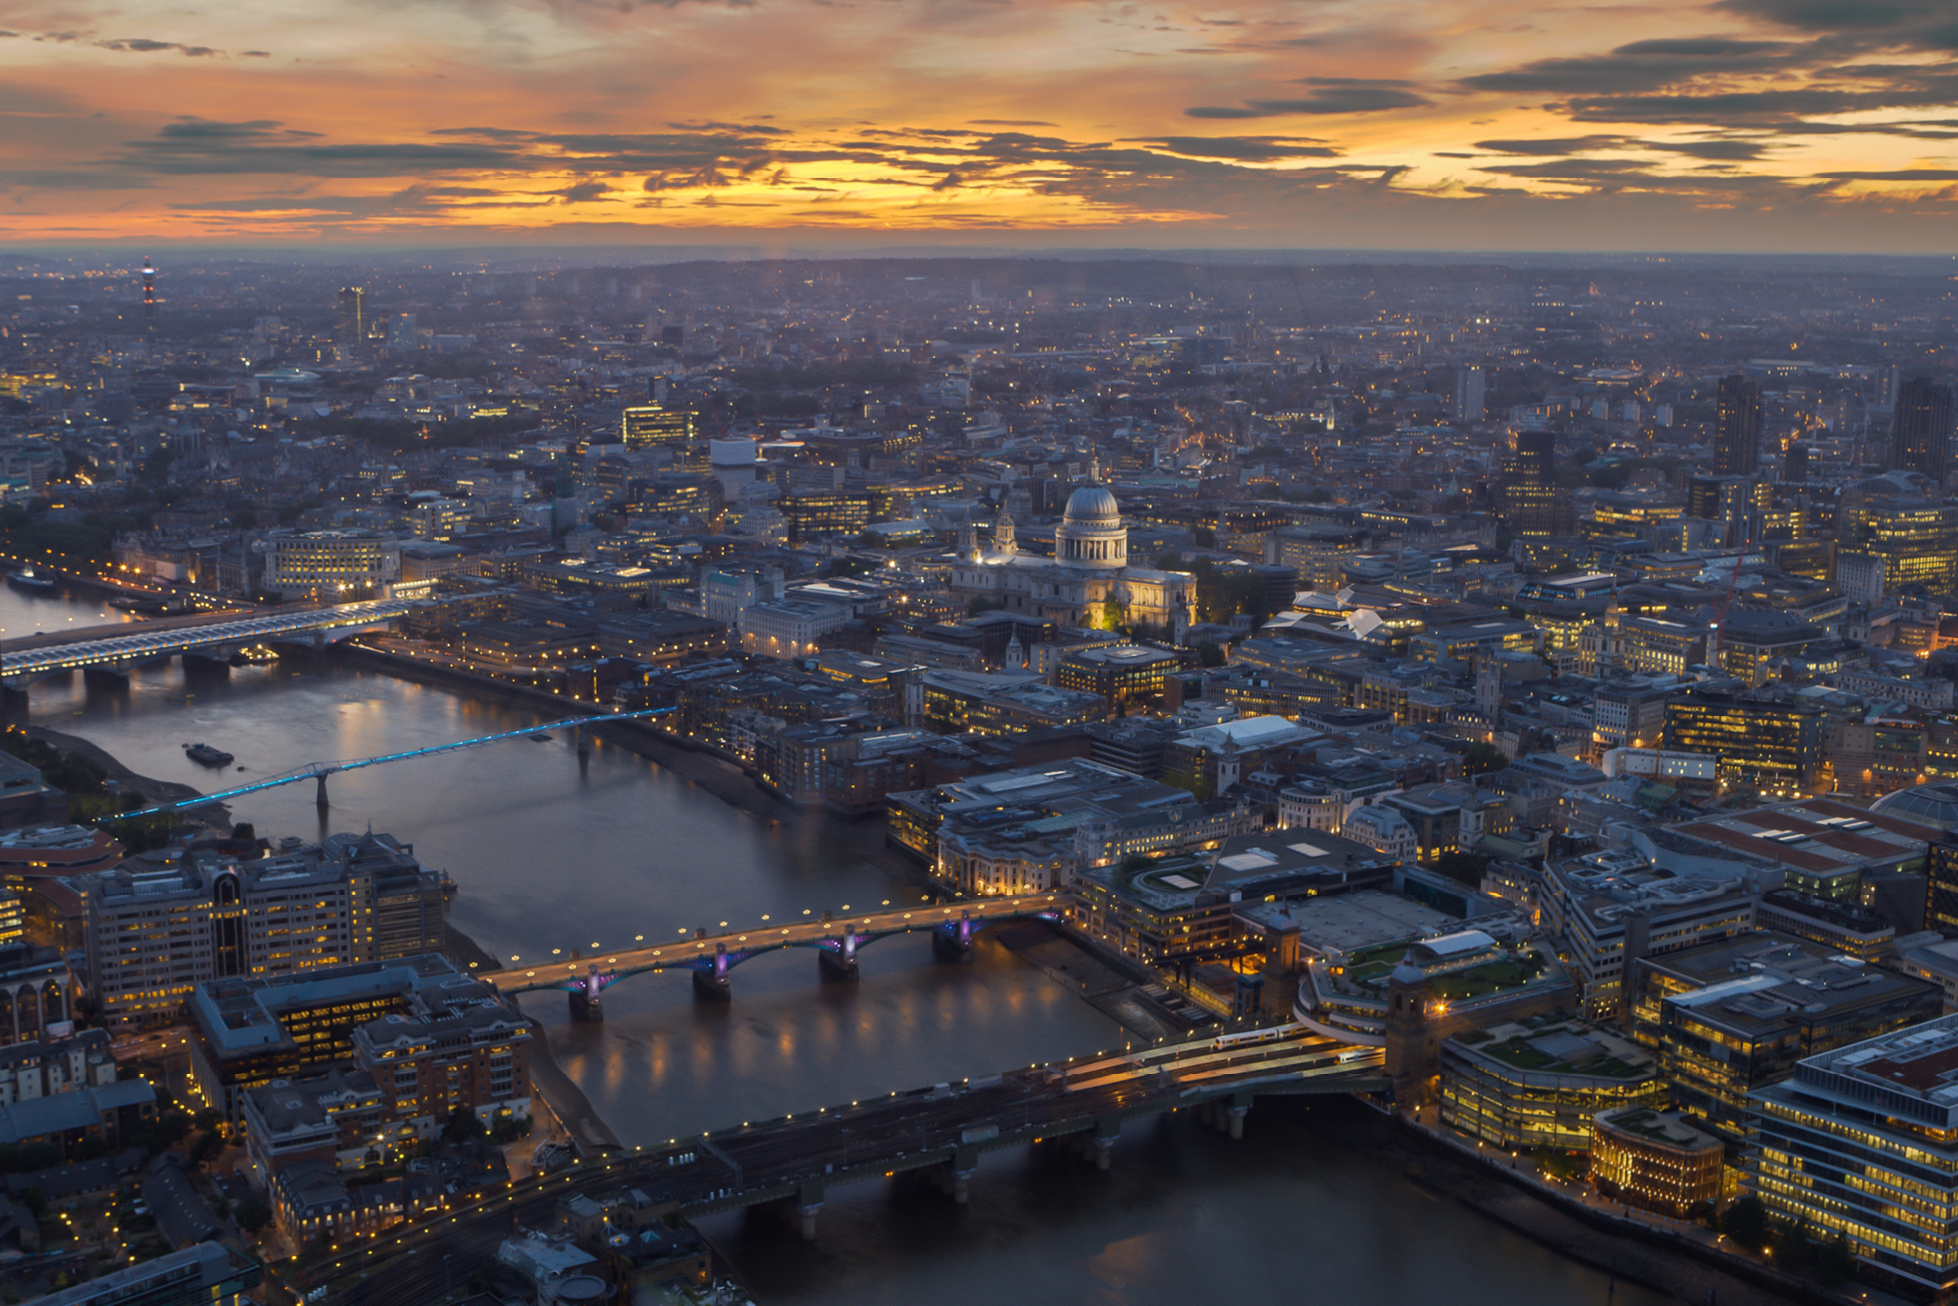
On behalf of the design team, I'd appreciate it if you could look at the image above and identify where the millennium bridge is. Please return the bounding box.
[310,1019,1386,1304]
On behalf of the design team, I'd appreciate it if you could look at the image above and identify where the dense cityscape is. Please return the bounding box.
[0,248,1952,1306]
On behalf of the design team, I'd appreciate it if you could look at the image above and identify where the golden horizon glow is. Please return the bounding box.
[1,0,1956,248]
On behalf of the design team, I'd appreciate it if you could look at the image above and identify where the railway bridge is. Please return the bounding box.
[311,1020,1387,1303]
[0,599,415,684]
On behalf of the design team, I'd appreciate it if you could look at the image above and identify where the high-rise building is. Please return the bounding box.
[1893,377,1956,484]
[1925,834,1958,935]
[620,404,696,448]
[386,312,419,353]
[1496,429,1561,535]
[1685,474,1768,546]
[1452,366,1485,424]
[336,286,365,348]
[1783,441,1809,483]
[1713,374,1762,476]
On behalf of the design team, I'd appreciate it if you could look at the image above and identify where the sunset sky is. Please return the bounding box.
[3,0,1958,250]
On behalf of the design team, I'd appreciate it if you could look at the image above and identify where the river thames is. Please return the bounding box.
[2,584,1671,1305]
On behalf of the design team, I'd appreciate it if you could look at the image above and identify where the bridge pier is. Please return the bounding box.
[693,944,733,1001]
[797,1179,824,1241]
[1094,1118,1120,1170]
[82,664,130,688]
[818,931,860,981]
[315,773,329,810]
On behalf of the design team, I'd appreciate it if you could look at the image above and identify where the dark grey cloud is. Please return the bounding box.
[1643,138,1773,159]
[1714,0,1958,43]
[96,38,220,55]
[1185,84,1430,118]
[1461,39,1801,94]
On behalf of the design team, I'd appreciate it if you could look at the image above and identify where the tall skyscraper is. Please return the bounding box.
[140,256,156,335]
[1893,377,1956,484]
[336,287,365,349]
[1713,374,1762,476]
[1497,429,1561,535]
[1452,365,1485,424]
[1784,442,1809,484]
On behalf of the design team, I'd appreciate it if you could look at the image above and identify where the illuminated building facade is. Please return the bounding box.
[261,530,402,600]
[619,404,697,448]
[949,489,1197,631]
[1747,1014,1958,1300]
[1440,1013,1664,1153]
[1628,932,1939,1144]
[1589,1107,1723,1217]
[1663,691,1824,788]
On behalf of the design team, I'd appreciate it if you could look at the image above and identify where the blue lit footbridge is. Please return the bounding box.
[114,707,676,818]
[480,895,1072,1014]
[0,599,418,682]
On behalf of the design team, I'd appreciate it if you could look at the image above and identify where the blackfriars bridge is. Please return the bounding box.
[0,599,415,682]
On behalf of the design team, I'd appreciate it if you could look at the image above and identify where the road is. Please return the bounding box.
[312,1023,1383,1306]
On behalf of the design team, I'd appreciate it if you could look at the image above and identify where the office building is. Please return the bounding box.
[336,287,364,348]
[30,1243,261,1306]
[1925,833,1958,936]
[1892,377,1955,483]
[260,530,402,600]
[619,404,697,448]
[1662,690,1825,790]
[1747,1014,1958,1300]
[1685,474,1767,546]
[1074,832,1395,966]
[1538,854,1756,1021]
[1589,1107,1723,1217]
[1713,373,1762,476]
[914,669,1105,737]
[1629,932,1938,1143]
[1452,365,1485,423]
[1440,1012,1664,1153]
[1496,429,1561,536]
[888,757,1257,894]
[86,834,448,1023]
[187,954,484,1123]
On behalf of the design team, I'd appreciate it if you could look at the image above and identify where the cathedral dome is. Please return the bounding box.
[1063,485,1120,525]
[1056,485,1126,568]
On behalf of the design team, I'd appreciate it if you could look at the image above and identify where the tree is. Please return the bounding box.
[1463,742,1509,776]
[230,823,255,841]
[233,1194,272,1235]
[442,1108,485,1144]
[1720,1195,1773,1251]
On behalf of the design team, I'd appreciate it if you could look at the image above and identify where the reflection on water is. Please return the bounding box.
[16,607,1676,1305]
[703,1101,1674,1306]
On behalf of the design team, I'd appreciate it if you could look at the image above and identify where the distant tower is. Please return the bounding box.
[1713,374,1763,476]
[140,256,156,335]
[1452,365,1485,424]
[337,287,366,352]
[1893,378,1956,486]
[1002,631,1025,672]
